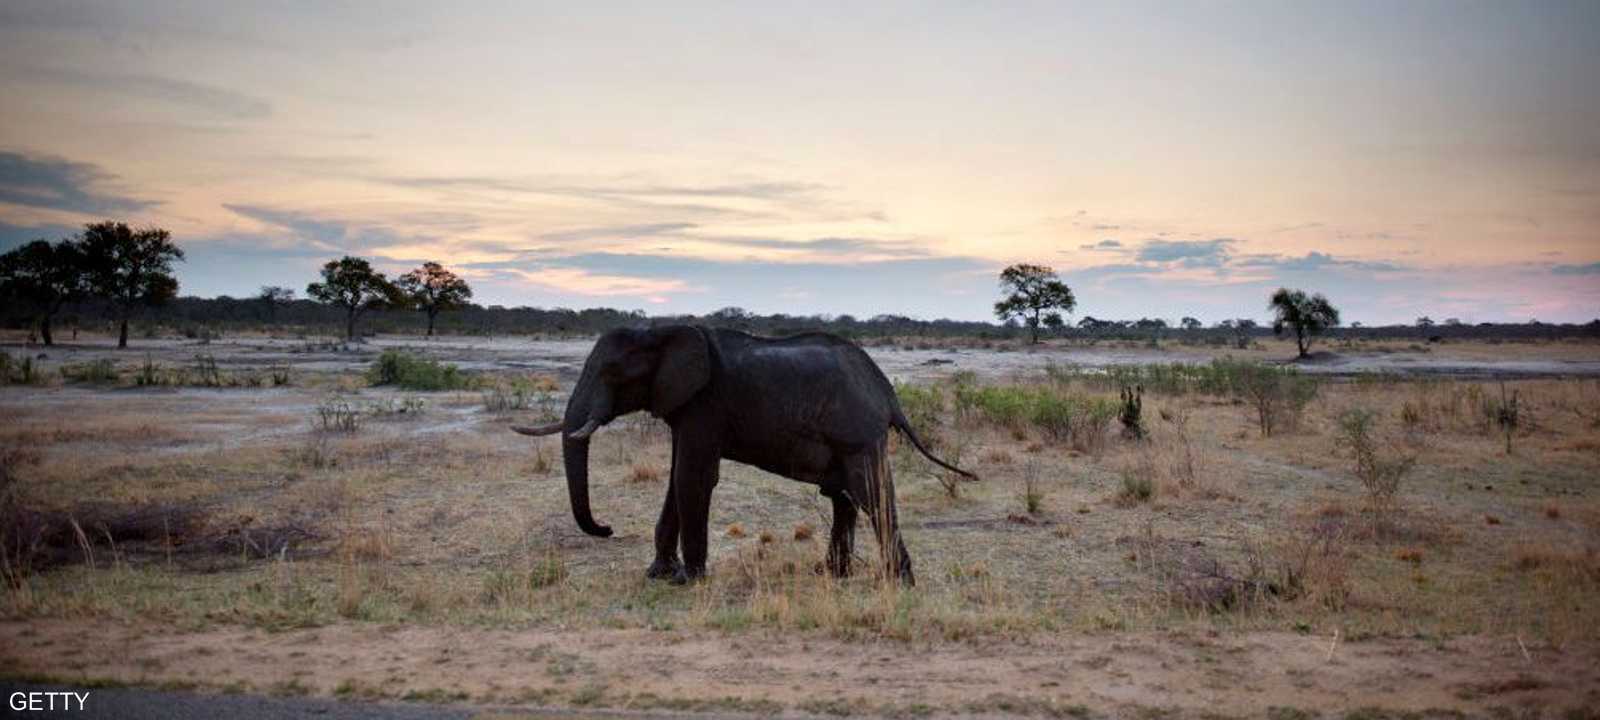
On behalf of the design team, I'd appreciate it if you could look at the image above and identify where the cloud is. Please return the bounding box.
[1077,239,1124,251]
[692,235,930,260]
[381,176,821,202]
[0,151,154,214]
[1552,262,1600,275]
[498,266,694,298]
[28,66,272,119]
[1237,251,1405,273]
[541,222,698,243]
[224,204,349,246]
[456,252,995,317]
[1135,238,1235,267]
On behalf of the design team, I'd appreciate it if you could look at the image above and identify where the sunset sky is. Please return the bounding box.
[2,1,1597,324]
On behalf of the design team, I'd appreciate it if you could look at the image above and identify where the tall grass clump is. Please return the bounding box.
[60,359,118,384]
[1482,382,1521,455]
[482,374,558,413]
[0,352,41,386]
[367,350,467,391]
[191,353,223,387]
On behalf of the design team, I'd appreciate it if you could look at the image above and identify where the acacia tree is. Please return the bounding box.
[258,285,296,324]
[994,263,1076,344]
[1269,287,1340,358]
[307,256,401,341]
[0,238,87,346]
[395,261,472,337]
[79,222,185,349]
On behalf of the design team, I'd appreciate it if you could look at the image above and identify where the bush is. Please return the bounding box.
[1336,408,1416,521]
[316,399,362,433]
[367,350,467,390]
[1233,364,1318,437]
[894,381,945,442]
[1119,384,1144,439]
[1118,465,1154,505]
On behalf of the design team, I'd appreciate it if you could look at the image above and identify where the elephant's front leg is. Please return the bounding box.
[646,437,682,580]
[671,426,720,585]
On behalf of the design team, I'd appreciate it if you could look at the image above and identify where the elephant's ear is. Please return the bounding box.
[650,326,710,418]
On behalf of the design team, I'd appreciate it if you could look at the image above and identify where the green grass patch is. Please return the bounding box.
[367,350,468,390]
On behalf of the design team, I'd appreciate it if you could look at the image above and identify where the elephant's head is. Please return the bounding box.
[512,325,710,537]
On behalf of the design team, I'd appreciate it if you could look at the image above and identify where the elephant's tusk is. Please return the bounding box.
[567,418,601,440]
[510,420,564,437]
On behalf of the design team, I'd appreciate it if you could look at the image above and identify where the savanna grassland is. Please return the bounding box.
[2,332,1599,718]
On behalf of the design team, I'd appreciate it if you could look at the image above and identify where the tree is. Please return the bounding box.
[395,262,472,337]
[0,238,87,346]
[993,264,1076,344]
[258,285,296,324]
[1220,318,1258,349]
[1180,316,1202,331]
[1269,288,1340,358]
[1415,316,1434,329]
[79,221,184,349]
[307,256,401,341]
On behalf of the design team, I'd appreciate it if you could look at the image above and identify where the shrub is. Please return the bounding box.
[1118,384,1144,439]
[970,385,1033,429]
[1336,408,1416,522]
[316,399,362,433]
[367,350,467,390]
[895,381,945,442]
[1234,364,1318,437]
[1117,458,1156,505]
[935,435,969,499]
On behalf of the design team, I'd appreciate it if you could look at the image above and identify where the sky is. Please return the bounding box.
[1,0,1597,325]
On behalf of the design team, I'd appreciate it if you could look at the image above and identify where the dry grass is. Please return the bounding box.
[624,461,663,484]
[2,360,1598,651]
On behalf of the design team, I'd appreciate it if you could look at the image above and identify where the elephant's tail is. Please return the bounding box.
[891,409,980,481]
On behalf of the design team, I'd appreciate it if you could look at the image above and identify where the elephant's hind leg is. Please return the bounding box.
[844,442,914,585]
[824,486,857,578]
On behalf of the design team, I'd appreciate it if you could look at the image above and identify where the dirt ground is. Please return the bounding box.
[4,618,1597,717]
[3,330,1599,718]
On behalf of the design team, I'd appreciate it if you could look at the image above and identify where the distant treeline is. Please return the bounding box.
[4,295,1596,343]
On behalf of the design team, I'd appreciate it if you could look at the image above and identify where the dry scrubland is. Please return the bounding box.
[2,333,1599,718]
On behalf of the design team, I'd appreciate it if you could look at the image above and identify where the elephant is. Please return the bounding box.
[512,325,975,585]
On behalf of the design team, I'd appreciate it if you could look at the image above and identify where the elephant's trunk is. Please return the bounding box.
[561,368,614,537]
[562,434,611,537]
